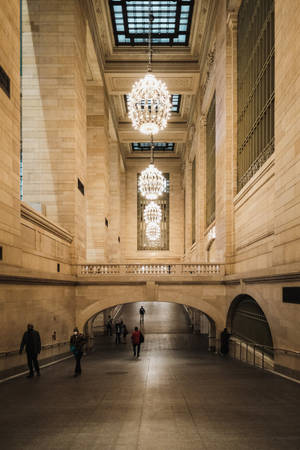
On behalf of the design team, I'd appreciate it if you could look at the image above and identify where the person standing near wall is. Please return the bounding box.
[70,327,86,377]
[220,328,231,356]
[19,324,41,378]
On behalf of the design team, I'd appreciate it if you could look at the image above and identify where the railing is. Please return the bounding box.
[0,341,70,359]
[229,337,300,378]
[79,263,224,276]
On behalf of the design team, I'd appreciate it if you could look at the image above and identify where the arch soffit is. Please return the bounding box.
[77,296,224,331]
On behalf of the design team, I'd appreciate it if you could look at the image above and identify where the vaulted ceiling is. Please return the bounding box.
[85,0,217,162]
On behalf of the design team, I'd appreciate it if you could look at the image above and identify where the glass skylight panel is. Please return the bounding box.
[132,142,175,152]
[125,94,181,113]
[109,1,194,46]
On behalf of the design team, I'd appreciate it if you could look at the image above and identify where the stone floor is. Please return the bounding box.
[1,302,300,449]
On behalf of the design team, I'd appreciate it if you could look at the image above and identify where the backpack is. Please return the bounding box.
[140,333,144,343]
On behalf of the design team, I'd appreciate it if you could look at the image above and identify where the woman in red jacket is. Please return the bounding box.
[131,326,143,358]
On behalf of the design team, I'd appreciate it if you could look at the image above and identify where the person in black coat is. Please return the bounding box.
[70,327,86,377]
[19,324,41,377]
[220,327,231,356]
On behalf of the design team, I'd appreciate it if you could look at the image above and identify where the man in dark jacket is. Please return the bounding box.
[220,327,231,355]
[70,327,86,377]
[19,324,41,377]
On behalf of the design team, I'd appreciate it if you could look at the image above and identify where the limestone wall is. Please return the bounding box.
[22,0,87,262]
[0,0,21,267]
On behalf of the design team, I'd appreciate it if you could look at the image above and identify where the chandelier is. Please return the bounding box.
[138,138,167,200]
[127,6,172,135]
[146,221,160,241]
[143,201,162,224]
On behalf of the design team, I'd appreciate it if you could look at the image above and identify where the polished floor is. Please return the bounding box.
[1,302,300,450]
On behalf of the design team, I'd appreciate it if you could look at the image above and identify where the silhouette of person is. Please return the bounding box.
[19,324,41,378]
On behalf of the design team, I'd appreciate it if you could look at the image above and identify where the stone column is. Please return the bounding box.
[106,140,121,263]
[86,85,109,262]
[214,0,236,269]
[22,0,87,262]
[184,160,193,260]
[197,115,207,261]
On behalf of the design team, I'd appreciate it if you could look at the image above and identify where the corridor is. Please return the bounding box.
[1,302,300,450]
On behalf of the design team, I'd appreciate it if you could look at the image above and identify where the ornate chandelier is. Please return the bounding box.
[138,141,167,200]
[143,201,162,224]
[146,221,160,241]
[127,7,172,135]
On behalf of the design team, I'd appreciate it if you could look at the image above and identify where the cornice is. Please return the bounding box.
[21,203,73,244]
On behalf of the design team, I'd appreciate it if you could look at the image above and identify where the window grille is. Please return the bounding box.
[192,158,196,244]
[237,0,274,191]
[206,94,216,228]
[137,174,169,250]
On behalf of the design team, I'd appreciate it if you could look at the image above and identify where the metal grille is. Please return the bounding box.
[109,0,194,46]
[206,94,216,228]
[192,158,196,244]
[237,0,274,191]
[137,174,169,250]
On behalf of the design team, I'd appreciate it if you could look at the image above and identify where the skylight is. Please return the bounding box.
[125,94,181,113]
[132,142,175,152]
[109,1,194,46]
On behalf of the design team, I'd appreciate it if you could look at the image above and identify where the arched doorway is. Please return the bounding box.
[84,301,217,353]
[227,294,273,349]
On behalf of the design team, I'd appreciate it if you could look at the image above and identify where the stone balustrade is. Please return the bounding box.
[79,263,224,276]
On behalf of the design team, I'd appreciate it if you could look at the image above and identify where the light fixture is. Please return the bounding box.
[138,137,167,200]
[127,3,172,135]
[143,201,162,224]
[146,222,160,241]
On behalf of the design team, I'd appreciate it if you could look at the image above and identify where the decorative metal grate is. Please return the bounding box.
[206,94,216,228]
[237,0,274,191]
[132,142,175,152]
[125,94,181,113]
[109,0,194,46]
[137,173,169,250]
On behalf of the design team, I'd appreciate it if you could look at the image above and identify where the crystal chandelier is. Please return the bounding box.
[127,5,172,135]
[146,221,160,241]
[138,138,167,200]
[143,201,162,224]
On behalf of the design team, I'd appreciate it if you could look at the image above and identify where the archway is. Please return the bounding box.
[227,294,274,349]
[83,301,217,353]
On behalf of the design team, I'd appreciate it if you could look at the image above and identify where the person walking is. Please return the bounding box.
[70,327,86,377]
[106,315,113,336]
[139,306,145,324]
[19,324,41,378]
[131,326,144,358]
[115,320,122,344]
[122,322,128,343]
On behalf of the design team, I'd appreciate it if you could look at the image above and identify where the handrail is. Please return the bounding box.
[0,341,70,359]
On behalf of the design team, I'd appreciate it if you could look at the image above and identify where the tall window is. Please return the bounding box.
[206,94,216,228]
[237,0,274,191]
[192,158,196,244]
[137,174,169,250]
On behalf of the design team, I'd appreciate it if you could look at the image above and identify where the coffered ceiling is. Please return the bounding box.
[85,0,217,161]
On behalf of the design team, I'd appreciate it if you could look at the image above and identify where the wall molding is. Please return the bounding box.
[21,202,73,244]
[236,230,274,252]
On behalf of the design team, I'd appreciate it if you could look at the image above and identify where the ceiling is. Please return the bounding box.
[85,0,217,163]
